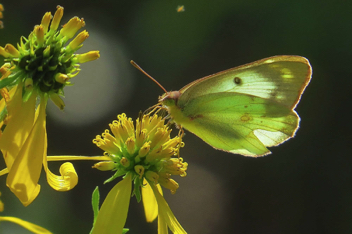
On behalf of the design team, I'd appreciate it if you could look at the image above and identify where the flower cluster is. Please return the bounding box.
[0,5,99,109]
[0,5,99,206]
[0,5,191,234]
[91,113,188,234]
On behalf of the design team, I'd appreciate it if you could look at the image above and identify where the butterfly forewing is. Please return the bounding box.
[178,56,312,109]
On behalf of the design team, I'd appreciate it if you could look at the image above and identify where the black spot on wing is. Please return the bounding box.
[234,77,242,85]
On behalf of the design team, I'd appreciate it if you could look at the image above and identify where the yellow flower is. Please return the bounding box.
[91,113,188,234]
[0,6,99,206]
[0,192,52,233]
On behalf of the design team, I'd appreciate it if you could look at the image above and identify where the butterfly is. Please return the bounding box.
[132,55,312,157]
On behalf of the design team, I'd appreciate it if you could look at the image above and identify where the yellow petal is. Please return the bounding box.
[0,216,52,234]
[150,183,186,234]
[0,84,36,170]
[6,98,46,206]
[158,212,169,234]
[0,167,8,176]
[43,160,78,191]
[0,91,6,114]
[142,179,163,222]
[5,84,23,119]
[91,173,132,234]
[46,155,111,161]
[1,85,19,111]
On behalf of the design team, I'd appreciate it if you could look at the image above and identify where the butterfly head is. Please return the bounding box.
[159,91,181,107]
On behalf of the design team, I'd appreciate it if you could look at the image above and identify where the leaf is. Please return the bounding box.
[89,186,100,234]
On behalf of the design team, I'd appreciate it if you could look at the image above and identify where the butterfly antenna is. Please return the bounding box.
[130,60,168,93]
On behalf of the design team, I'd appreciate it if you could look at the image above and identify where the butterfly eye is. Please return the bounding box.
[234,77,242,85]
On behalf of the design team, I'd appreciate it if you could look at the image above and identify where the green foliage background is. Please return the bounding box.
[0,0,351,233]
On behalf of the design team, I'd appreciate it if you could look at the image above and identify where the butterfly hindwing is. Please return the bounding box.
[175,92,299,156]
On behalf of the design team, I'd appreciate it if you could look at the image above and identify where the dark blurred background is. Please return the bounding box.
[0,0,351,233]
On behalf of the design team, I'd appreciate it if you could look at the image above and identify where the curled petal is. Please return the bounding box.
[91,173,132,234]
[43,160,78,191]
[0,216,52,234]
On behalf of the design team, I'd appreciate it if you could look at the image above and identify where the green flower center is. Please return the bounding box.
[15,45,69,93]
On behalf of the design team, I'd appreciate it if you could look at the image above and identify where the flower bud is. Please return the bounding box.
[50,5,64,31]
[92,161,115,171]
[134,165,145,179]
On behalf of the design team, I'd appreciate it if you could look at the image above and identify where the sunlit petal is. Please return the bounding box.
[151,183,186,234]
[0,216,52,234]
[47,155,110,161]
[4,84,21,117]
[6,98,46,206]
[92,173,132,234]
[142,178,162,222]
[158,212,168,234]
[0,84,36,170]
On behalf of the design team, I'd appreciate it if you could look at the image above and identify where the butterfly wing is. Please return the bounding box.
[171,92,298,156]
[167,55,311,156]
[179,56,312,110]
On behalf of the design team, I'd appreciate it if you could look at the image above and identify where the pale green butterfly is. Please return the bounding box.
[132,55,312,157]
